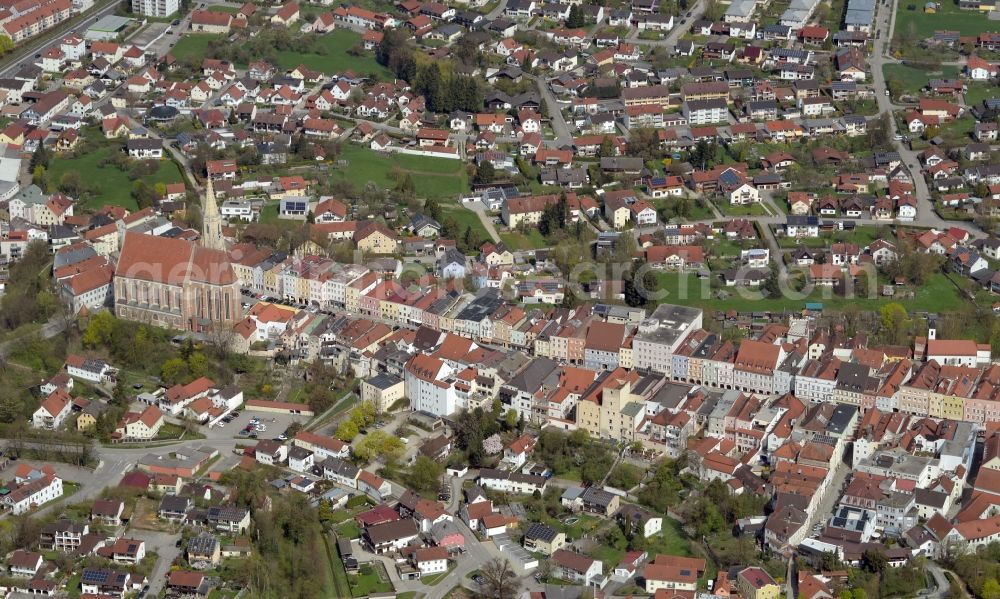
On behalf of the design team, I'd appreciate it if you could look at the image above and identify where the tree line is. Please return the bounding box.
[376,28,483,113]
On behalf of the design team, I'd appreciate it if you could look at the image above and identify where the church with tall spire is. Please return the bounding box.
[201,176,225,251]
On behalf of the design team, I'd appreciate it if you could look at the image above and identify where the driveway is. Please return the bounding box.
[127,530,182,595]
[465,201,502,243]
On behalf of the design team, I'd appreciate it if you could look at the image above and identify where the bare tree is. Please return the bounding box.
[204,321,237,361]
[477,558,522,599]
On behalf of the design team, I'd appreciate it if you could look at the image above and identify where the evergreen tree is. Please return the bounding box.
[561,286,578,309]
[424,197,442,221]
[557,192,568,230]
[623,264,656,307]
[566,4,585,27]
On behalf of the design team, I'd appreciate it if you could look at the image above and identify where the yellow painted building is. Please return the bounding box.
[575,369,645,442]
[738,568,780,599]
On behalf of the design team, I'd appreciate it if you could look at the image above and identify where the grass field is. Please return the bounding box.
[331,144,468,200]
[778,226,888,249]
[894,0,999,42]
[276,29,391,77]
[654,271,967,312]
[586,516,696,578]
[883,63,960,96]
[47,144,185,211]
[718,202,769,217]
[207,4,240,13]
[500,229,548,250]
[964,82,1000,107]
[439,202,493,244]
[170,34,221,63]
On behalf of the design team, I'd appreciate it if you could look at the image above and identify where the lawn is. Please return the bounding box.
[648,517,694,557]
[500,229,548,250]
[718,202,769,217]
[336,521,361,539]
[653,196,715,221]
[207,4,240,13]
[47,144,185,211]
[170,34,222,63]
[776,226,885,249]
[583,516,698,573]
[276,29,391,78]
[653,271,967,312]
[331,144,468,200]
[964,82,1000,107]
[421,564,456,586]
[440,202,493,244]
[936,115,978,145]
[348,563,393,597]
[883,63,960,96]
[709,240,746,258]
[894,0,998,44]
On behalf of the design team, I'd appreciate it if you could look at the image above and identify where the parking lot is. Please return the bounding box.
[206,410,310,442]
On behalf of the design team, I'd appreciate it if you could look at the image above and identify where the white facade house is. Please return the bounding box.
[477,469,547,494]
[221,200,255,222]
[404,354,458,417]
[31,390,71,429]
[3,474,63,515]
[65,355,115,383]
[415,547,449,576]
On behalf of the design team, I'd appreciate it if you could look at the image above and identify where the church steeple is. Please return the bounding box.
[201,176,225,251]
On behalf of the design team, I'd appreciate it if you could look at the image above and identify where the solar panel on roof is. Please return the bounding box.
[82,570,109,584]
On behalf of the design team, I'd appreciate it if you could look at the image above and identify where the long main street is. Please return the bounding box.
[0,0,119,79]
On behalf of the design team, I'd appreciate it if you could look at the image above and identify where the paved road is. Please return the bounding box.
[129,529,183,595]
[466,201,502,243]
[484,0,511,20]
[629,1,706,47]
[868,0,985,237]
[0,460,105,518]
[0,0,118,79]
[925,563,952,599]
[527,73,573,147]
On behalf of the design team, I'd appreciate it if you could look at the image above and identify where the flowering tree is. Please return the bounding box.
[483,433,503,455]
